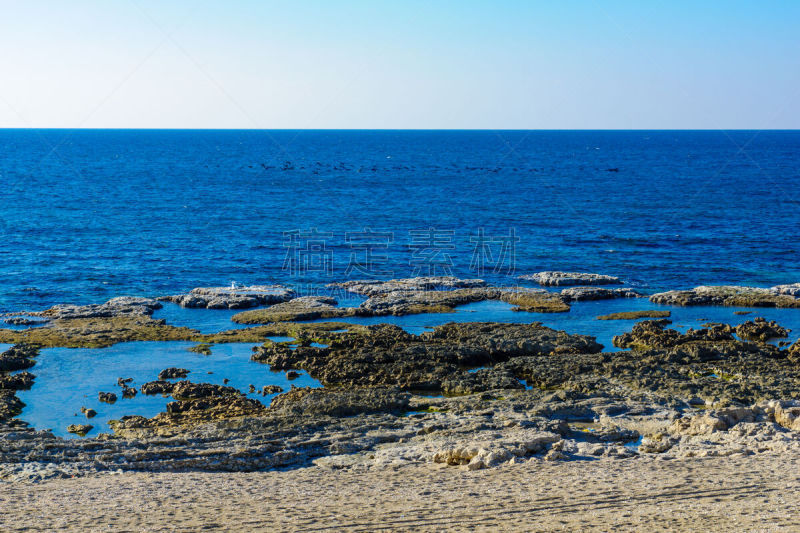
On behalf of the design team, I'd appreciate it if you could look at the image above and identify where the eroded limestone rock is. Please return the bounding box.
[519,272,622,286]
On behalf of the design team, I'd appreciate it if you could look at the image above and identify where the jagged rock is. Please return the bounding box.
[80,407,97,419]
[772,283,800,297]
[613,319,737,351]
[170,381,241,401]
[519,272,622,286]
[0,371,35,390]
[117,377,133,386]
[66,424,92,436]
[270,387,410,417]
[98,392,117,404]
[669,413,728,436]
[121,385,137,399]
[771,401,800,431]
[140,381,175,395]
[0,389,25,421]
[261,385,283,396]
[560,287,641,302]
[650,286,800,308]
[162,286,296,310]
[0,344,38,372]
[252,322,601,393]
[734,318,789,342]
[158,367,190,380]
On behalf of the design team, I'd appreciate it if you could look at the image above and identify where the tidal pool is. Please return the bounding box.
[16,341,320,438]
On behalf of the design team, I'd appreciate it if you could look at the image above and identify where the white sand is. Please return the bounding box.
[1,453,798,532]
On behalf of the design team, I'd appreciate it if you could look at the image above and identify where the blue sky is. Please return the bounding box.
[0,1,798,128]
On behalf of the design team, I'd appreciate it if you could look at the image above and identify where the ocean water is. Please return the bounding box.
[4,129,800,436]
[1,129,799,313]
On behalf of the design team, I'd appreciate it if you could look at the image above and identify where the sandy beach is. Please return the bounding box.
[2,453,798,532]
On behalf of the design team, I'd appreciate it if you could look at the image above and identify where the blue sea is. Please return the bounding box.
[2,129,799,313]
[3,129,800,436]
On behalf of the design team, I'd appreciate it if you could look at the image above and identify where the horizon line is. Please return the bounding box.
[0,127,798,132]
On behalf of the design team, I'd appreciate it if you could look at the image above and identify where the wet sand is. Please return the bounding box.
[1,453,798,532]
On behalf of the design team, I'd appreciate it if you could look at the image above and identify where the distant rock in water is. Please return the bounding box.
[66,424,92,437]
[162,285,296,310]
[40,297,162,320]
[650,286,800,309]
[559,287,641,302]
[520,272,623,287]
[158,367,190,380]
[328,276,486,296]
[772,283,800,298]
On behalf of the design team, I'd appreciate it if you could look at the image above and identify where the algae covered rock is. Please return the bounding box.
[66,424,93,436]
[650,285,800,308]
[734,317,789,342]
[252,322,601,393]
[233,296,355,324]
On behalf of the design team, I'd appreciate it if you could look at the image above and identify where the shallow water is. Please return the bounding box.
[16,341,320,438]
[11,295,800,438]
[151,302,253,334]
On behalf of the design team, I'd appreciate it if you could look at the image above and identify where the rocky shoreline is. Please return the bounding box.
[2,275,800,482]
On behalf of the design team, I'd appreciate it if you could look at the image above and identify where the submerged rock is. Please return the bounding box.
[66,424,93,436]
[597,310,671,320]
[98,392,117,404]
[519,271,622,286]
[162,285,296,310]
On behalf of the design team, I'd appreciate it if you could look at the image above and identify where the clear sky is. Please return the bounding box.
[0,1,798,129]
